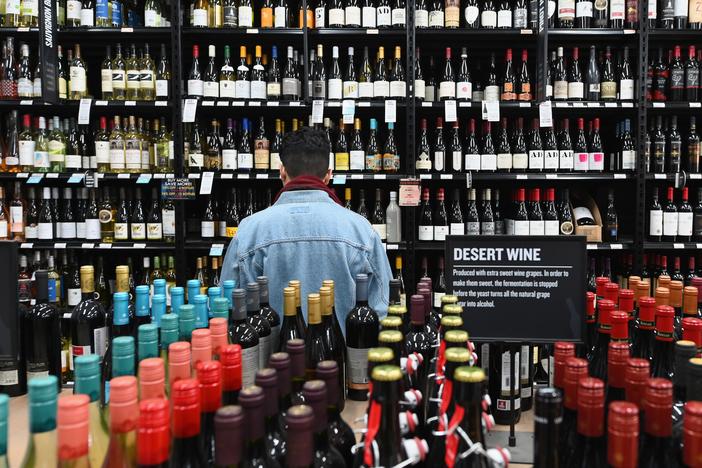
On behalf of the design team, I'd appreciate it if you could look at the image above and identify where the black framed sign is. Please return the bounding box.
[445,235,586,343]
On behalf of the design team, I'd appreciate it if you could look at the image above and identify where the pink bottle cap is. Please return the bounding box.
[58,394,90,461]
[139,358,166,400]
[110,376,139,434]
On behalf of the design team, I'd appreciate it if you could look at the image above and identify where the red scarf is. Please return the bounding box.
[274,175,342,205]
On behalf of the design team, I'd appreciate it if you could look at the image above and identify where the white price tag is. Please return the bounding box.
[654,173,665,179]
[78,98,92,125]
[246,28,259,34]
[343,99,355,124]
[200,171,215,195]
[266,101,279,107]
[183,98,198,123]
[312,100,324,124]
[483,101,499,122]
[691,102,702,108]
[255,173,268,179]
[155,101,167,106]
[95,100,108,106]
[202,100,214,107]
[440,174,453,179]
[221,173,233,179]
[20,100,32,105]
[444,100,457,122]
[653,102,665,108]
[20,243,33,249]
[217,100,229,107]
[610,244,623,250]
[117,173,130,179]
[133,243,146,249]
[539,101,553,127]
[121,27,133,32]
[516,174,528,179]
[249,101,261,106]
[385,99,397,123]
[614,173,626,179]
[386,243,399,250]
[366,28,379,34]
[124,101,136,106]
[674,243,685,249]
[586,244,597,250]
[46,173,59,179]
[99,243,112,249]
[188,173,201,179]
[53,243,67,249]
[81,243,94,249]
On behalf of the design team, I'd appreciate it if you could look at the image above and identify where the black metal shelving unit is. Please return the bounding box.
[3,0,702,286]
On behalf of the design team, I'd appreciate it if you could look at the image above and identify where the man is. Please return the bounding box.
[220,127,392,333]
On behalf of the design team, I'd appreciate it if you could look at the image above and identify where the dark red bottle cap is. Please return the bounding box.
[410,294,425,324]
[683,318,702,349]
[684,401,702,467]
[171,379,201,438]
[643,378,673,437]
[598,299,615,332]
[316,361,341,410]
[576,377,605,438]
[655,305,675,341]
[624,358,650,409]
[302,380,328,434]
[619,289,634,315]
[563,357,589,410]
[220,344,242,392]
[286,405,315,468]
[239,385,266,441]
[607,341,630,390]
[554,342,576,389]
[137,398,170,466]
[287,339,305,379]
[638,297,656,328]
[607,401,639,468]
[604,283,620,305]
[586,292,595,322]
[610,311,629,341]
[269,352,292,397]
[596,277,610,297]
[418,288,432,317]
[215,405,244,467]
[255,368,279,417]
[197,360,222,413]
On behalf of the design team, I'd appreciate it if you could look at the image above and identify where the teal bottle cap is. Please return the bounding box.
[113,291,130,326]
[160,314,179,348]
[28,376,58,433]
[152,294,167,327]
[74,354,101,402]
[208,287,221,298]
[136,285,150,294]
[222,280,235,288]
[135,285,150,317]
[139,324,159,361]
[193,294,207,304]
[113,336,136,377]
[0,394,7,456]
[211,297,229,320]
[153,294,166,304]
[170,286,185,315]
[194,294,209,328]
[187,279,200,287]
[154,279,166,287]
[171,287,184,297]
[179,304,196,340]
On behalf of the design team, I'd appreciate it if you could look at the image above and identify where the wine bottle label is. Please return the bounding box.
[192,8,208,25]
[100,69,114,94]
[674,0,687,16]
[691,0,702,21]
[112,70,126,90]
[239,344,259,388]
[433,151,445,171]
[464,221,479,235]
[221,149,237,170]
[65,154,81,169]
[130,223,146,240]
[10,207,22,234]
[567,81,584,100]
[445,4,460,26]
[553,80,568,100]
[418,225,433,240]
[456,81,472,99]
[329,7,344,25]
[202,81,218,97]
[373,80,389,98]
[335,152,350,171]
[343,81,359,98]
[69,66,87,92]
[679,212,694,236]
[188,79,204,97]
[497,153,512,170]
[619,79,634,99]
[251,80,266,99]
[546,84,553,98]
[238,5,253,26]
[238,152,253,169]
[48,141,65,163]
[426,85,436,102]
[463,5,479,24]
[621,150,636,170]
[429,9,444,26]
[585,151,602,172]
[17,77,32,97]
[516,220,531,236]
[33,78,41,98]
[664,212,679,236]
[694,212,702,236]
[481,153,497,171]
[0,221,7,239]
[274,6,287,26]
[414,79,426,100]
[574,152,589,171]
[558,0,575,18]
[254,143,270,170]
[162,209,176,235]
[328,78,343,99]
[513,152,528,169]
[235,79,251,99]
[529,220,545,236]
[372,224,387,240]
[649,210,663,235]
[147,223,163,240]
[610,0,624,17]
[544,149,559,169]
[513,6,528,26]
[416,151,432,170]
[497,9,511,26]
[558,150,573,170]
[576,0,593,16]
[315,7,326,26]
[390,81,406,97]
[19,140,35,166]
[434,225,449,241]
[439,81,456,99]
[85,219,100,239]
[464,152,480,170]
[201,221,215,238]
[66,0,81,18]
[268,150,279,169]
[313,80,326,98]
[528,150,544,170]
[114,223,129,240]
[37,222,52,239]
[144,9,159,26]
[450,223,465,235]
[344,345,372,390]
[545,220,559,235]
[484,85,500,102]
[125,149,140,170]
[481,9,497,27]
[377,5,391,25]
[346,6,361,27]
[61,222,77,239]
[359,82,374,98]
[350,150,365,171]
[214,79,232,97]
[600,80,617,100]
[282,78,298,97]
[224,6,237,26]
[362,6,376,26]
[392,7,405,24]
[415,8,429,26]
[451,151,462,171]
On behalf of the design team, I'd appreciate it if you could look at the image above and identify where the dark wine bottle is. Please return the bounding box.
[285,405,315,468]
[196,360,221,466]
[278,286,304,352]
[345,274,379,401]
[304,293,333,380]
[559,356,588,466]
[214,405,244,468]
[651,305,675,380]
[239,385,280,467]
[639,378,678,468]
[229,288,259,389]
[137,398,171,468]
[255,368,286,465]
[534,388,563,468]
[22,270,61,385]
[302,380,346,467]
[606,401,639,468]
[316,361,355,466]
[170,379,207,467]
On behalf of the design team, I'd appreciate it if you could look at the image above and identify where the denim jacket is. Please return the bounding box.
[220,189,392,335]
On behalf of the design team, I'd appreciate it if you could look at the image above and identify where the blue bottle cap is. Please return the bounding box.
[74,355,101,402]
[138,324,159,361]
[27,376,58,433]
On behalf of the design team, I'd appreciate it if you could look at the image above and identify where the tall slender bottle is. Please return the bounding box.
[345,273,379,401]
[73,355,109,467]
[20,376,59,467]
[170,379,207,466]
[103,376,138,467]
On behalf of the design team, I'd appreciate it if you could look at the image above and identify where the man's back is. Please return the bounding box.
[220,189,392,334]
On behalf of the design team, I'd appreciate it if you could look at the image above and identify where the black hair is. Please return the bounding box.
[280,127,330,179]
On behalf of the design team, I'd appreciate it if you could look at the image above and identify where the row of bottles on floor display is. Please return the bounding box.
[418,186,619,240]
[416,116,635,173]
[648,45,702,102]
[0,184,176,242]
[184,116,400,172]
[61,43,171,101]
[548,45,635,102]
[1,112,174,173]
[648,186,700,242]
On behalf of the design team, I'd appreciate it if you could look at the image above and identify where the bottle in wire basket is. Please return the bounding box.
[345,273,379,401]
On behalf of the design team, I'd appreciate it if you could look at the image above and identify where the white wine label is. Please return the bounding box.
[147,223,163,240]
[114,223,129,240]
[359,82,374,99]
[500,350,520,392]
[434,225,449,241]
[589,151,604,171]
[544,149,559,169]
[679,212,694,237]
[238,5,253,26]
[377,5,391,25]
[373,80,389,98]
[93,326,108,357]
[362,6,376,26]
[345,5,360,24]
[328,79,343,100]
[162,209,176,235]
[391,7,405,24]
[238,152,253,169]
[415,9,429,26]
[663,212,679,236]
[450,223,465,235]
[66,0,81,19]
[414,79,426,100]
[156,80,169,97]
[315,7,326,26]
[144,9,160,26]
[529,220,545,236]
[274,6,287,26]
[452,150,462,171]
[19,140,35,166]
[497,153,512,170]
[439,81,456,99]
[86,219,100,239]
[347,346,371,387]
[258,335,271,369]
[429,9,444,26]
[70,67,87,92]
[250,81,266,100]
[513,153,528,169]
[456,81,472,100]
[621,150,636,170]
[481,153,497,171]
[350,150,365,171]
[192,8,208,25]
[574,152,589,171]
[204,81,219,97]
[576,0,593,16]
[38,222,53,239]
[619,79,634,100]
[418,225,433,241]
[222,149,237,170]
[390,81,406,98]
[372,224,387,240]
[235,80,251,99]
[465,152,480,171]
[567,81,584,100]
[188,79,204,96]
[497,9,511,26]
[514,220,530,236]
[649,210,663,236]
[201,221,215,238]
[65,154,81,169]
[481,9,496,27]
[433,292,445,309]
[131,223,146,240]
[240,344,259,388]
[559,150,573,170]
[484,85,500,102]
[467,221,480,235]
[545,220,559,235]
[329,7,344,25]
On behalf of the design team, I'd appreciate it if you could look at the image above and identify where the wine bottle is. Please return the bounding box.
[103,375,139,466]
[73,355,109,466]
[345,273,379,401]
[20,376,59,466]
[22,270,61,384]
[170,379,207,465]
[640,378,678,467]
[137,398,170,468]
[302,380,346,466]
